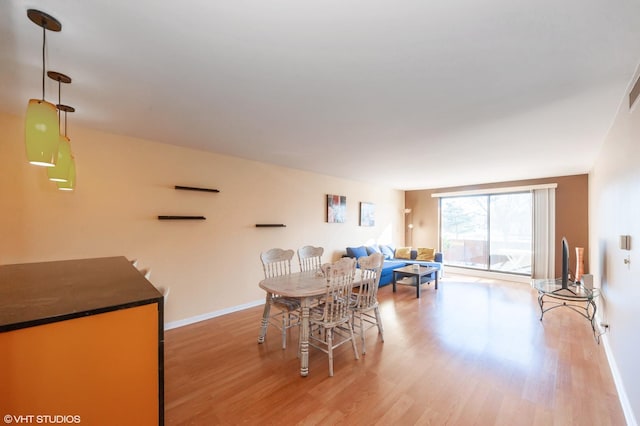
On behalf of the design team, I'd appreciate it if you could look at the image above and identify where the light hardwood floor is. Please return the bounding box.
[164,275,625,425]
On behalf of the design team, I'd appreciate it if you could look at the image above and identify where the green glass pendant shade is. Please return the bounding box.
[56,157,76,191]
[25,99,60,167]
[47,135,71,182]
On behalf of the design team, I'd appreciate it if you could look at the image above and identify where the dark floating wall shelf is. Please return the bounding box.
[174,185,219,193]
[255,224,286,228]
[158,216,206,220]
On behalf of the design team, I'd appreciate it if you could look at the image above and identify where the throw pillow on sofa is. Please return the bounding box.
[395,247,412,259]
[346,246,368,259]
[416,247,435,261]
[379,244,395,260]
[366,245,382,255]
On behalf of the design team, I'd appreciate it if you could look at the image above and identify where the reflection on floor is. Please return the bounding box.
[164,274,624,425]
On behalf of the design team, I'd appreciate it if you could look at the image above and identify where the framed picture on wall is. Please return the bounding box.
[327,194,346,223]
[360,202,375,227]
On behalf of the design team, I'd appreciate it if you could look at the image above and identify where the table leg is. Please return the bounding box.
[534,287,601,344]
[435,273,438,290]
[538,292,545,320]
[588,299,599,343]
[257,293,272,343]
[300,298,311,377]
[392,272,397,293]
[416,275,420,298]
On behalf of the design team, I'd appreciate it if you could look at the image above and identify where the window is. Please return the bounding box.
[440,192,532,275]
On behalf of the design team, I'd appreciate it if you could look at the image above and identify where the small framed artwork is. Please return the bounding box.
[327,194,346,223]
[360,202,375,227]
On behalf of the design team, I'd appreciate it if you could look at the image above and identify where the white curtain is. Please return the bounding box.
[532,187,555,279]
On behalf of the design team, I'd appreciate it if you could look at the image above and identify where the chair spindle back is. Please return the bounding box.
[354,253,384,310]
[316,257,357,323]
[260,248,294,279]
[297,245,324,272]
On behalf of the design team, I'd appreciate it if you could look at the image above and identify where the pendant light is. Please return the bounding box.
[55,105,76,191]
[24,9,62,167]
[56,155,76,191]
[47,71,73,182]
[50,105,75,187]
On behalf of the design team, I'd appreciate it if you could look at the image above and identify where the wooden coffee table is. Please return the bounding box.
[392,265,438,298]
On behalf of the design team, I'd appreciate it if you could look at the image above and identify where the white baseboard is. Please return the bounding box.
[600,331,638,426]
[164,299,264,331]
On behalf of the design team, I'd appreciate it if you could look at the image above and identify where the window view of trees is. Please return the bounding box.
[441,192,532,275]
[441,196,489,269]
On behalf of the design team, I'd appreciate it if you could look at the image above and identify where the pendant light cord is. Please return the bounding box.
[57,78,61,129]
[41,23,46,101]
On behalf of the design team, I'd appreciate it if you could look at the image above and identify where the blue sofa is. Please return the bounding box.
[345,245,443,287]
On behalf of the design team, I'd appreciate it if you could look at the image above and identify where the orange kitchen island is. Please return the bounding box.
[0,256,164,426]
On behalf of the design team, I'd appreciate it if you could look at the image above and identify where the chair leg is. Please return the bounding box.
[374,307,384,342]
[359,313,367,355]
[281,311,287,349]
[327,328,334,377]
[348,321,360,361]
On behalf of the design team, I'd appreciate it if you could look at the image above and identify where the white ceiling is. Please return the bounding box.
[2,0,639,190]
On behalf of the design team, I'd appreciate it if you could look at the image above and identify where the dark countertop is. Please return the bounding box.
[0,256,163,332]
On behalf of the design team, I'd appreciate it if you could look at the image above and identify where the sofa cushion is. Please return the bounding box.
[395,247,412,259]
[365,245,381,255]
[379,244,395,260]
[379,260,410,286]
[346,245,368,259]
[416,247,435,261]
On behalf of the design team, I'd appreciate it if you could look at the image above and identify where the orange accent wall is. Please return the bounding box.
[0,304,159,425]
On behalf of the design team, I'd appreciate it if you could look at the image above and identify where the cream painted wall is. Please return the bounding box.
[589,69,640,424]
[0,112,405,325]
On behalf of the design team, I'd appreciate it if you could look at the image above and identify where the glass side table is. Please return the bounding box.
[531,279,601,343]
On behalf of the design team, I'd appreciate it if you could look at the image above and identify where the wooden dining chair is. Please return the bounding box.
[297,245,324,272]
[350,253,385,354]
[259,248,301,349]
[308,257,359,376]
[136,266,170,301]
[139,267,152,280]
